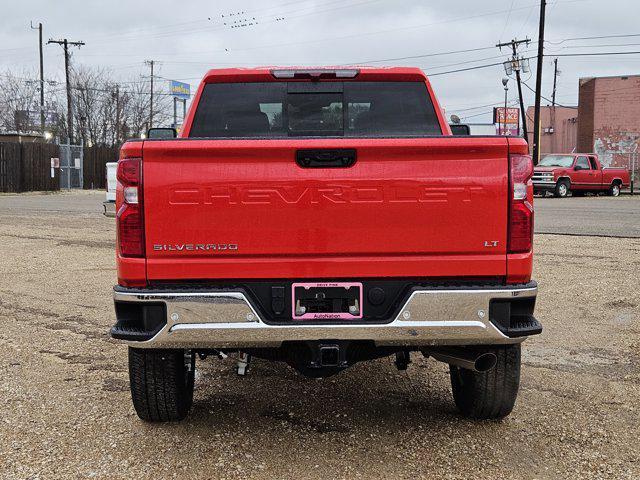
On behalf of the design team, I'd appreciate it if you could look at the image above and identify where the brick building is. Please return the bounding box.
[577,74,640,172]
[526,105,578,154]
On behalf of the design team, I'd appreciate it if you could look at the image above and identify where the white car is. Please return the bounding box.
[103,162,117,217]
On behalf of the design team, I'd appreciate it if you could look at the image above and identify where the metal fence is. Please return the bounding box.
[59,142,84,189]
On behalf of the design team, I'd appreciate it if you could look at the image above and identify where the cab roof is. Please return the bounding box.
[202,67,428,83]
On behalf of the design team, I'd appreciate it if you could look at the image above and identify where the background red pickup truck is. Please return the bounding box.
[532,153,630,197]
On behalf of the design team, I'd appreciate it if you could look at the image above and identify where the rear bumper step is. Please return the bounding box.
[111,282,540,348]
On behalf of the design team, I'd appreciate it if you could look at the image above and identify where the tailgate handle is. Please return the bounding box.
[296,149,356,168]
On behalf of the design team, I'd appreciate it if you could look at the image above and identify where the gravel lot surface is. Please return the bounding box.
[1,191,638,479]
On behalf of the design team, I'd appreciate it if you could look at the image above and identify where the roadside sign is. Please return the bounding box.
[496,124,520,136]
[170,80,191,99]
[493,107,520,136]
[51,157,59,168]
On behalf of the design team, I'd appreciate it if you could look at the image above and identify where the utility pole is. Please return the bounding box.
[551,58,558,106]
[550,58,559,153]
[173,96,177,129]
[532,0,547,165]
[48,37,85,143]
[145,60,155,128]
[502,78,509,135]
[114,84,121,146]
[31,22,45,134]
[497,38,530,142]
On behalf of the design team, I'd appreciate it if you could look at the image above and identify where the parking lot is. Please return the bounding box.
[1,191,639,479]
[535,195,640,238]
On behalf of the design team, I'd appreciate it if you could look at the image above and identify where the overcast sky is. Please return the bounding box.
[2,0,639,123]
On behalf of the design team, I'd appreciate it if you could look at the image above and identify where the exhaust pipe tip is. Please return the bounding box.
[426,348,498,373]
[474,352,497,372]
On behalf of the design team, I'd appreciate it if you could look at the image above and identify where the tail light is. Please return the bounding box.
[508,154,534,253]
[117,157,144,257]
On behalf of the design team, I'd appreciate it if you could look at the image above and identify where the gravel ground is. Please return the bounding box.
[0,191,638,479]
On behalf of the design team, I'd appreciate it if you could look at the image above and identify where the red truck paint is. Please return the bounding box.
[533,153,630,197]
[116,68,533,287]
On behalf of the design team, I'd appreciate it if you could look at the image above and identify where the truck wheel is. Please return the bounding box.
[554,180,569,198]
[449,344,520,419]
[128,348,195,422]
[608,183,621,197]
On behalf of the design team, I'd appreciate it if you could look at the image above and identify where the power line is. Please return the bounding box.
[86,0,382,48]
[548,42,640,50]
[426,48,640,77]
[554,50,640,57]
[522,81,570,107]
[448,100,512,112]
[498,0,517,40]
[547,32,640,45]
[82,2,543,56]
[348,46,497,65]
[427,60,509,77]
[460,100,520,120]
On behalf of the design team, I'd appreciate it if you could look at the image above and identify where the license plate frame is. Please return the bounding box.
[291,282,363,320]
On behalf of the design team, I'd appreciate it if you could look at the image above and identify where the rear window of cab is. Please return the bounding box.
[189,82,442,138]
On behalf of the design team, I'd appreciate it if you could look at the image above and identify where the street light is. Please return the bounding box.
[502,78,509,136]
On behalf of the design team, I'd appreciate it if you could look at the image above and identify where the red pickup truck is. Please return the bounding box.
[533,153,630,197]
[111,67,541,422]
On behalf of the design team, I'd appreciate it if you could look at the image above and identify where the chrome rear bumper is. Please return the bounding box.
[112,283,539,348]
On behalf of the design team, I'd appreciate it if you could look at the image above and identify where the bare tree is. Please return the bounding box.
[0,70,40,133]
[121,78,151,139]
[119,75,172,139]
[0,70,67,137]
[0,65,174,145]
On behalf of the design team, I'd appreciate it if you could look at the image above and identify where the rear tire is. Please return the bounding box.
[449,344,521,420]
[554,180,570,198]
[128,348,195,422]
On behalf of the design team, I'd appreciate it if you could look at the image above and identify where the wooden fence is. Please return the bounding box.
[83,146,119,190]
[0,142,60,193]
[0,142,120,193]
[0,142,21,192]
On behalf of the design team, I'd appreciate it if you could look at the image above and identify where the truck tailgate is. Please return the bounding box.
[143,137,509,280]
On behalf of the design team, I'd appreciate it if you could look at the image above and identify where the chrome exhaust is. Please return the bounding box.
[427,348,497,372]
